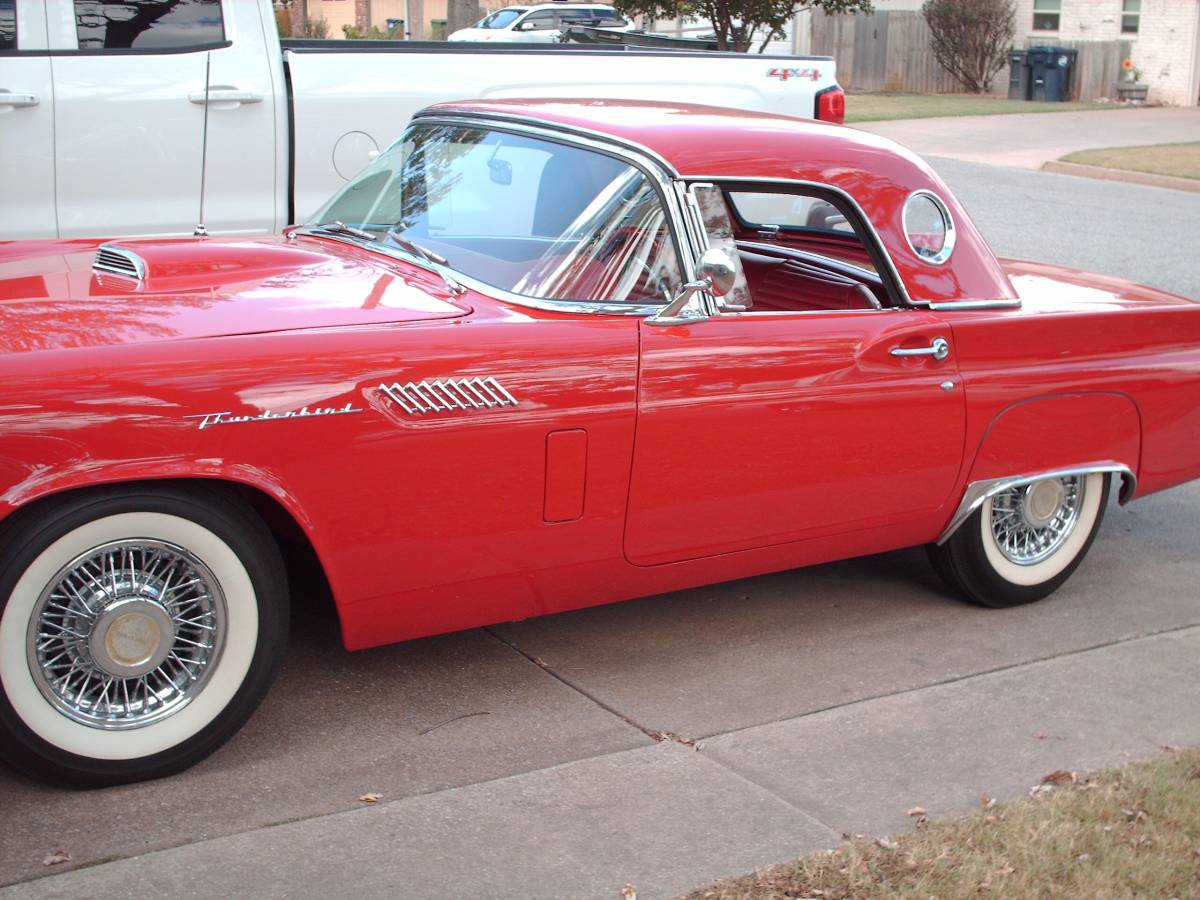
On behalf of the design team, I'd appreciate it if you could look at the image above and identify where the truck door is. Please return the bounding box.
[0,1,57,239]
[50,0,279,237]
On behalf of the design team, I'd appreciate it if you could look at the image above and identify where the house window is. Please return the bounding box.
[1121,0,1140,34]
[1032,0,1061,31]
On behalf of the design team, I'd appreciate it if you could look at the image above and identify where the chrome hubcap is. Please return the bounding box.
[27,540,226,730]
[990,476,1085,566]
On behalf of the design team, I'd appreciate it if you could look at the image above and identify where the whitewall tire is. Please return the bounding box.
[0,485,287,787]
[928,473,1109,608]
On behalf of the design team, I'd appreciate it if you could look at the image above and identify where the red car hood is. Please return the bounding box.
[1001,258,1197,311]
[0,235,470,355]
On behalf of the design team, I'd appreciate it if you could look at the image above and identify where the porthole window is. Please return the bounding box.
[902,191,955,265]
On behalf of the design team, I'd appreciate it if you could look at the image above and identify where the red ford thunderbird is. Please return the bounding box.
[2,100,1198,787]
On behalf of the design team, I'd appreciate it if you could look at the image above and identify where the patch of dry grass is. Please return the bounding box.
[1061,143,1200,181]
[683,749,1200,899]
[845,92,1133,123]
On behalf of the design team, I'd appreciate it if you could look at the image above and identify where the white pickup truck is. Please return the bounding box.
[0,0,842,240]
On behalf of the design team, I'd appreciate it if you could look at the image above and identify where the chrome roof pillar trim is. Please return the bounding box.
[936,462,1137,545]
[681,174,913,310]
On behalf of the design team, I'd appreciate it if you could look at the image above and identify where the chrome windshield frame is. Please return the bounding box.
[311,112,698,318]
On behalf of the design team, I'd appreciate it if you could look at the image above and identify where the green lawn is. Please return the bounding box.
[1061,142,1200,181]
[845,92,1133,123]
[684,748,1200,899]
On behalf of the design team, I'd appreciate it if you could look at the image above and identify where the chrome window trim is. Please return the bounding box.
[348,113,697,317]
[682,175,914,309]
[414,107,681,180]
[902,189,956,266]
[296,229,668,317]
[936,462,1136,545]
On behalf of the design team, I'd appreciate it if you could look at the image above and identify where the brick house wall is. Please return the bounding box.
[1012,0,1200,104]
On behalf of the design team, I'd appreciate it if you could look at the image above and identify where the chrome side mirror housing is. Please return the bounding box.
[646,248,738,327]
[698,247,737,298]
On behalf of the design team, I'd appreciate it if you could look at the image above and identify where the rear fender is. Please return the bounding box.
[939,392,1141,542]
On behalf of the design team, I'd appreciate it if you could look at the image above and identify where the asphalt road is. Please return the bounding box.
[932,156,1200,301]
[1,162,1198,898]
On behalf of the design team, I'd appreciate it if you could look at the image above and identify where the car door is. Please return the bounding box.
[624,183,966,566]
[0,0,57,239]
[50,0,278,237]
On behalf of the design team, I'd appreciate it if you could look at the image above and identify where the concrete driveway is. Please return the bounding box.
[3,156,1199,899]
[3,485,1198,899]
[857,106,1200,169]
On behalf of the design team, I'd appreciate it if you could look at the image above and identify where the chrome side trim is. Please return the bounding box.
[915,298,1023,312]
[936,463,1137,545]
[380,377,519,414]
[683,174,914,308]
[94,244,146,281]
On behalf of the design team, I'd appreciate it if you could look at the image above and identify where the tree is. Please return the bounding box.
[921,0,1015,94]
[613,0,872,53]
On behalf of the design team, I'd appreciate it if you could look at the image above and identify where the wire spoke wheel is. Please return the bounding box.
[927,472,1110,608]
[988,476,1085,566]
[28,540,227,730]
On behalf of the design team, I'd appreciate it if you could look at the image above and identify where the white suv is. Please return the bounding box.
[447,3,635,42]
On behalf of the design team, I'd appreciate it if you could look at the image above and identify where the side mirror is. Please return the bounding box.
[646,247,739,327]
[698,247,736,297]
[514,21,533,30]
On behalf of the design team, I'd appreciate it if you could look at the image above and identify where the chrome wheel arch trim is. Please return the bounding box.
[935,463,1137,546]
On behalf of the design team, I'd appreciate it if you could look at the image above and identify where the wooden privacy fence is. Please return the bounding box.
[1023,37,1133,101]
[812,10,959,95]
[813,10,1130,101]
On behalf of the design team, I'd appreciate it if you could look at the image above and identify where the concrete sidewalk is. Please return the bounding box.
[856,107,1200,170]
[6,627,1198,900]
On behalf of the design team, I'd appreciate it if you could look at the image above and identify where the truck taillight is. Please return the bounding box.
[815,86,845,124]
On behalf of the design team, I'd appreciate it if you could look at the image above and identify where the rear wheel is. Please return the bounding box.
[928,472,1109,608]
[0,486,287,787]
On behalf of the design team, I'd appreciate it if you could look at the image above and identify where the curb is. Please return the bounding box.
[1042,160,1200,193]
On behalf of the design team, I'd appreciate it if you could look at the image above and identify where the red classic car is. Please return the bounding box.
[2,100,1198,787]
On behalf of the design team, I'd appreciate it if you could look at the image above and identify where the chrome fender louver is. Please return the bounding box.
[379,377,518,415]
[93,244,146,281]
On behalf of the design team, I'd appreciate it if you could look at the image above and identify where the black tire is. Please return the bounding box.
[928,473,1110,609]
[0,484,288,788]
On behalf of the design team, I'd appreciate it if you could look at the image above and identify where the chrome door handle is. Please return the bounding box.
[188,89,263,105]
[0,91,39,108]
[890,336,950,361]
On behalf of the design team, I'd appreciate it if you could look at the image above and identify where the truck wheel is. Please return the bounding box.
[0,485,287,788]
[927,473,1109,608]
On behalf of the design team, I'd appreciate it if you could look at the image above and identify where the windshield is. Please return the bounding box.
[311,124,683,306]
[476,9,524,28]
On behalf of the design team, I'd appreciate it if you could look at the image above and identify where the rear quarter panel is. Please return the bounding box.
[948,303,1200,499]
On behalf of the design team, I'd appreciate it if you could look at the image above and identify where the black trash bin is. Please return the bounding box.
[1029,46,1077,101]
[1008,49,1031,100]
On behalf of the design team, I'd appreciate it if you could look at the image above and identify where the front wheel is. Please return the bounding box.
[928,472,1110,608]
[0,486,288,787]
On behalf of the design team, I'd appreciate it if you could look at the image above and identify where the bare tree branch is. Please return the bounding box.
[922,0,1015,94]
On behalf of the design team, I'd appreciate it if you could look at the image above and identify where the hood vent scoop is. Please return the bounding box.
[94,244,146,281]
